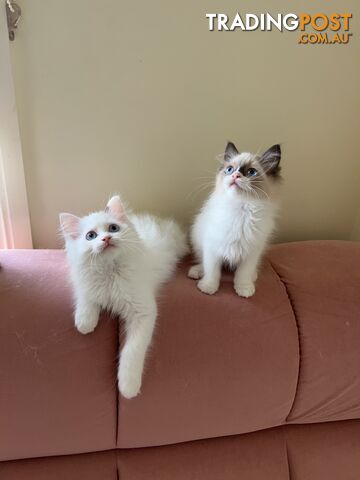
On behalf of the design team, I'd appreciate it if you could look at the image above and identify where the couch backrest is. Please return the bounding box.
[0,241,359,461]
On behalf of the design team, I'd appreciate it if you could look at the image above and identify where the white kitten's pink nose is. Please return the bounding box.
[102,235,111,247]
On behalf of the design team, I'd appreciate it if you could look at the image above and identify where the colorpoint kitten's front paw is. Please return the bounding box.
[188,264,203,280]
[197,278,219,295]
[234,282,256,298]
[118,372,142,399]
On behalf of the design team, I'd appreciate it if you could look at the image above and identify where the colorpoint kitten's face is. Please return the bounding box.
[60,196,129,258]
[216,142,281,199]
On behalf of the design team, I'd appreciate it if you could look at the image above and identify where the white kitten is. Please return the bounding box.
[60,196,188,399]
[189,142,282,297]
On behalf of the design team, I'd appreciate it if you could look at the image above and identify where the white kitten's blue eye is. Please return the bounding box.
[246,168,258,177]
[224,165,234,175]
[108,224,120,233]
[86,230,97,240]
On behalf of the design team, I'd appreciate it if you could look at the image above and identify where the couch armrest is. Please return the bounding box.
[0,250,118,461]
[268,241,360,424]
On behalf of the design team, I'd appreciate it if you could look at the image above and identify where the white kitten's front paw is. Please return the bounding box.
[188,264,203,280]
[75,315,97,335]
[197,278,219,295]
[76,321,96,335]
[118,372,142,399]
[234,282,256,298]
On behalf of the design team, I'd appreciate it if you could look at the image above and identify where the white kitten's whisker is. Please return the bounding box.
[87,253,97,271]
[121,246,143,256]
[121,233,141,241]
[120,236,142,244]
[120,238,144,250]
[122,241,143,252]
[118,235,142,246]
[120,235,144,252]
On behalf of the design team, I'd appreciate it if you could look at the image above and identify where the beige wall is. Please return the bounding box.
[10,0,360,248]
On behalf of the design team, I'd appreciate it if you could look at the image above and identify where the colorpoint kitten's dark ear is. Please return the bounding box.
[259,144,281,176]
[224,142,239,162]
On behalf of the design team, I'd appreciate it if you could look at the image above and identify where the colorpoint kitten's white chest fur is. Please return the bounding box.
[189,142,282,297]
[195,194,276,266]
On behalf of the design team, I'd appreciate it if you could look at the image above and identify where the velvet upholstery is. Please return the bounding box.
[1,241,359,478]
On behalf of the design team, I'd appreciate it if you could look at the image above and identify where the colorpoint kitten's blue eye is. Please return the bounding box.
[246,168,258,177]
[224,165,234,175]
[108,224,120,233]
[86,230,97,241]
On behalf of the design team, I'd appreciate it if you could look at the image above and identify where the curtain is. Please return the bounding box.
[0,4,32,248]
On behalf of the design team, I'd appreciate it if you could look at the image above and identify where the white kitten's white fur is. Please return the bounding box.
[60,196,188,398]
[189,143,281,296]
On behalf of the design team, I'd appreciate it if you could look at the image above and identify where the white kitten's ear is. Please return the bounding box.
[105,195,127,222]
[59,213,81,239]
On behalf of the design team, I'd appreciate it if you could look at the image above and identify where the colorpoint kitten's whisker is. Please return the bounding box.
[190,182,215,195]
[254,166,278,178]
[250,187,262,201]
[216,154,227,164]
[252,185,270,200]
[186,180,215,199]
[195,176,217,181]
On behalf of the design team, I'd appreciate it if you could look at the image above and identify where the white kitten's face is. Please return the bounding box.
[75,211,128,257]
[60,195,129,259]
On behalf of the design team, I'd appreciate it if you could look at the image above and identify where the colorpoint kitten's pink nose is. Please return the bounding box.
[232,173,240,179]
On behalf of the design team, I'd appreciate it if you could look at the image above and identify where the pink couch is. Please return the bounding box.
[0,241,359,479]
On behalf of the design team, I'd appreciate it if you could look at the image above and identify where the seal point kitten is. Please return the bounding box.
[189,142,282,296]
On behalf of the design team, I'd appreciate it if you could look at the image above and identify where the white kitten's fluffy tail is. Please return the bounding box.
[130,214,189,287]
